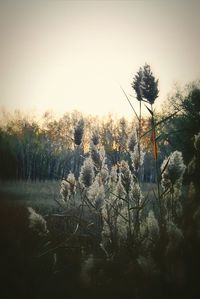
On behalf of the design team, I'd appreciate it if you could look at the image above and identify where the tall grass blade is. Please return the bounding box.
[120,86,139,121]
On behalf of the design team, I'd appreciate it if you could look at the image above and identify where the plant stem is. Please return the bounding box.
[138,100,142,184]
[135,100,142,239]
[151,104,163,224]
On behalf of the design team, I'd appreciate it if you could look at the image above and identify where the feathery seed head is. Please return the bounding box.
[194,132,200,153]
[109,165,118,187]
[28,207,48,236]
[90,142,101,168]
[115,174,126,199]
[140,64,159,105]
[132,64,159,104]
[67,172,76,195]
[91,129,100,145]
[146,210,159,240]
[88,176,105,210]
[79,157,95,188]
[119,160,132,192]
[90,143,106,170]
[74,119,84,145]
[129,182,143,204]
[166,221,183,254]
[60,179,70,201]
[127,129,137,152]
[161,151,186,188]
[131,145,145,172]
[100,164,109,184]
[132,67,143,101]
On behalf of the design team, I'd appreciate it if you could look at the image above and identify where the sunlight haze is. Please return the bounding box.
[1,0,200,118]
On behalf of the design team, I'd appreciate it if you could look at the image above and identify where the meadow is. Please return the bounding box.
[0,180,60,213]
[0,180,155,210]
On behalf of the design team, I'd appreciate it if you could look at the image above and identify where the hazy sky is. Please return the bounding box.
[1,0,200,118]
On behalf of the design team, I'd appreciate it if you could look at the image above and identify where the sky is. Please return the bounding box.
[0,0,200,119]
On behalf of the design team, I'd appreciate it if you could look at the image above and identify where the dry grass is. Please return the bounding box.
[0,180,157,215]
[0,180,61,214]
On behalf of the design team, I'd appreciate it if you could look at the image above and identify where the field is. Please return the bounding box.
[0,178,198,299]
[0,179,160,299]
[0,147,200,299]
[0,180,156,213]
[0,180,60,214]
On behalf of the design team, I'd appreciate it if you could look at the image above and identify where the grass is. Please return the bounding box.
[0,180,194,299]
[0,180,61,214]
[0,179,156,215]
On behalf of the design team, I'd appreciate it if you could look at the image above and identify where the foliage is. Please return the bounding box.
[160,81,200,163]
[0,110,156,182]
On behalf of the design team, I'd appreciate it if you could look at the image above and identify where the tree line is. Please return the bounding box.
[0,109,155,181]
[0,80,199,182]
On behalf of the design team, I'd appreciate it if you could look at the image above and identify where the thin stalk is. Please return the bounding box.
[138,100,142,184]
[127,195,132,241]
[151,104,162,224]
[134,100,142,239]
[171,188,174,221]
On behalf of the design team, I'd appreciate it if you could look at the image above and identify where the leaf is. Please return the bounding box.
[155,110,180,127]
[87,222,94,228]
[161,157,170,175]
[141,192,150,209]
[129,205,142,211]
[145,104,154,116]
[73,223,79,234]
[152,141,158,160]
[155,134,163,142]
[152,130,158,160]
[141,127,152,138]
[120,86,139,121]
[110,191,128,203]
[160,187,170,199]
[100,242,110,258]
[141,109,182,139]
[152,188,158,201]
